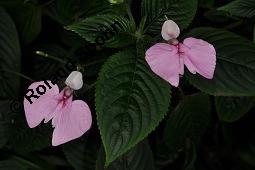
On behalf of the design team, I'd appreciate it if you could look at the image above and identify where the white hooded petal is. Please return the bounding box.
[161,20,180,41]
[65,71,83,90]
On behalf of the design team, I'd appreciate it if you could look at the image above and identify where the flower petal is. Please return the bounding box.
[23,81,59,128]
[52,100,92,146]
[145,43,181,87]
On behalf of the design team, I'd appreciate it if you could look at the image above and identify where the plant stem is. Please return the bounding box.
[1,69,35,82]
[80,59,106,67]
[35,51,66,64]
[137,15,147,36]
[223,20,243,30]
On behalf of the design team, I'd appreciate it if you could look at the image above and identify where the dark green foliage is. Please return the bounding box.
[215,96,255,122]
[95,50,171,165]
[0,7,20,98]
[96,140,156,170]
[164,94,211,152]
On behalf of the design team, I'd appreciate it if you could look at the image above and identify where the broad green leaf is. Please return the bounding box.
[0,7,20,98]
[0,1,42,44]
[141,0,198,33]
[5,101,52,153]
[204,9,234,23]
[96,140,155,170]
[53,0,121,25]
[215,97,255,122]
[184,27,255,96]
[96,50,171,165]
[164,94,210,152]
[218,0,255,18]
[0,100,51,153]
[65,15,135,48]
[9,114,52,153]
[55,0,110,24]
[15,5,42,44]
[103,33,136,48]
[63,137,98,170]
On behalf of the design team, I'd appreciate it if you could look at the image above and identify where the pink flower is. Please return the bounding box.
[145,20,216,87]
[23,71,92,146]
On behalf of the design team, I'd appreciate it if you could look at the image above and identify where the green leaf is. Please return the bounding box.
[8,114,52,153]
[53,0,119,25]
[218,0,255,18]
[15,5,42,44]
[164,94,210,152]
[96,140,155,170]
[0,7,21,98]
[184,27,255,96]
[0,100,51,153]
[215,96,255,122]
[204,9,234,23]
[141,0,198,33]
[63,137,98,170]
[4,102,52,153]
[65,14,135,48]
[103,33,136,48]
[95,50,171,165]
[0,1,42,44]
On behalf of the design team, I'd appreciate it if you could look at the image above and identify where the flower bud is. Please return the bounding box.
[65,71,83,90]
[161,20,180,41]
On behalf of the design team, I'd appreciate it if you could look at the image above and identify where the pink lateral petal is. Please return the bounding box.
[145,43,181,87]
[182,37,216,79]
[23,81,59,128]
[52,100,92,146]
